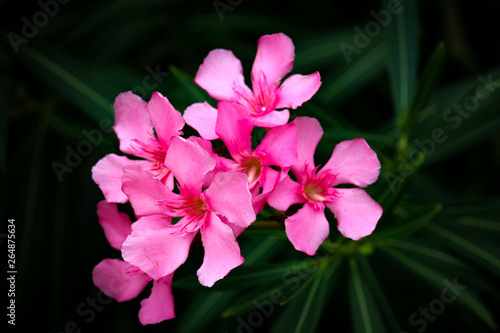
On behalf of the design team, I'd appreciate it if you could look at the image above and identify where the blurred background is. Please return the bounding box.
[2,0,500,332]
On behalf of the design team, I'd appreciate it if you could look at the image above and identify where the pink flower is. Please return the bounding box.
[91,201,175,325]
[185,33,322,136]
[267,117,383,256]
[92,91,185,203]
[121,137,256,287]
[215,101,297,213]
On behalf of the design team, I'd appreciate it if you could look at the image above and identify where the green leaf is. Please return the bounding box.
[19,46,117,123]
[398,42,446,152]
[357,256,402,332]
[169,65,212,105]
[173,291,236,333]
[426,224,500,276]
[374,202,442,240]
[222,258,322,318]
[174,261,312,291]
[455,217,500,232]
[269,260,341,333]
[318,40,387,104]
[389,239,470,269]
[382,246,497,329]
[385,0,420,121]
[293,29,356,72]
[349,258,387,333]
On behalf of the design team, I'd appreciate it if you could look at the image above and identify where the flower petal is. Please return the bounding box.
[122,164,173,217]
[92,154,133,203]
[325,188,382,240]
[204,171,256,228]
[97,201,132,250]
[139,274,175,325]
[290,117,323,177]
[92,259,149,302]
[255,122,297,168]
[113,91,153,155]
[251,109,289,128]
[266,174,305,212]
[146,92,184,146]
[276,72,322,109]
[197,213,244,287]
[164,137,216,191]
[121,216,194,280]
[194,49,248,101]
[320,138,380,187]
[184,102,219,140]
[215,101,253,157]
[285,203,330,256]
[251,33,294,87]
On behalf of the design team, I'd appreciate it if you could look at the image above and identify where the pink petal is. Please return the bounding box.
[251,33,295,87]
[285,203,330,256]
[255,122,297,168]
[113,91,153,155]
[97,201,132,250]
[266,174,304,211]
[325,188,382,240]
[251,109,289,128]
[276,72,322,109]
[194,49,248,101]
[319,138,380,187]
[204,171,256,228]
[122,164,173,217]
[92,259,149,302]
[215,101,253,157]
[92,154,133,203]
[122,216,194,280]
[164,137,216,191]
[184,102,219,140]
[197,213,244,287]
[146,92,184,146]
[291,117,323,177]
[139,274,175,325]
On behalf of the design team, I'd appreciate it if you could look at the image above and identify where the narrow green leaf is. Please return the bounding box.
[357,256,402,332]
[174,261,311,291]
[173,291,236,333]
[398,42,445,152]
[389,240,470,270]
[318,41,387,104]
[222,259,320,317]
[169,65,211,105]
[269,260,341,333]
[427,224,500,274]
[382,246,497,329]
[349,258,387,333]
[19,46,114,122]
[385,0,420,121]
[455,217,500,232]
[374,202,442,240]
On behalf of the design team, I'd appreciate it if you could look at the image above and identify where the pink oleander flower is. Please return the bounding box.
[267,117,383,256]
[92,201,175,325]
[215,101,297,213]
[184,32,322,136]
[120,136,256,287]
[92,91,185,203]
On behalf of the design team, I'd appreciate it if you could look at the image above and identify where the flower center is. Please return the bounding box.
[303,181,326,202]
[240,156,263,184]
[161,188,210,234]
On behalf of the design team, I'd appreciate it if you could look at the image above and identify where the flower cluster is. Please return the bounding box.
[91,33,382,325]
